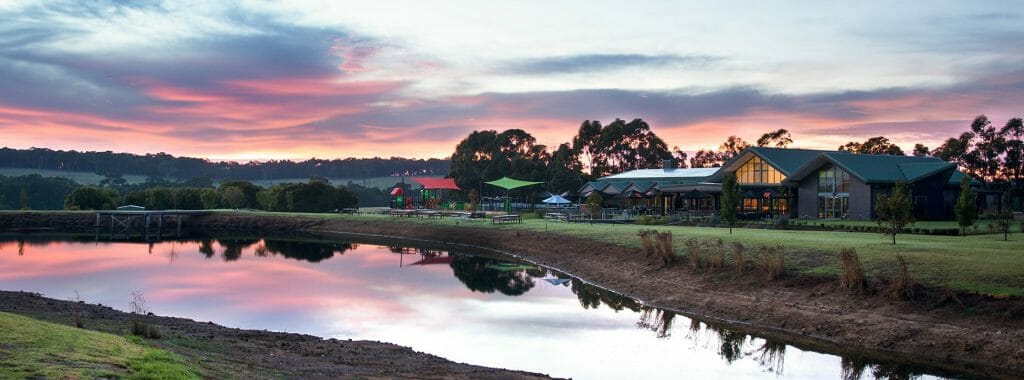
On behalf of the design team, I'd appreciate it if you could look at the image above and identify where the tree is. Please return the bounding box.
[585,192,603,220]
[718,136,750,161]
[954,176,978,237]
[570,118,672,177]
[690,149,725,168]
[962,115,1006,182]
[64,186,120,210]
[757,129,793,148]
[912,144,930,157]
[19,187,28,210]
[467,188,479,212]
[221,186,246,209]
[875,181,914,244]
[720,172,740,234]
[449,129,548,192]
[1000,118,1023,208]
[546,143,585,194]
[990,193,1014,241]
[839,136,904,155]
[671,146,690,168]
[932,132,974,166]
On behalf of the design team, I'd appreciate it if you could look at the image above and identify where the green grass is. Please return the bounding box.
[250,210,1024,297]
[0,311,197,379]
[0,168,149,185]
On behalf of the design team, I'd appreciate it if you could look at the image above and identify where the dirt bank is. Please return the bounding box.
[3,211,1023,378]
[184,213,1024,379]
[0,290,551,379]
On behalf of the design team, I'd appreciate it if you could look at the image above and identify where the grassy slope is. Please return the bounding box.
[0,168,148,185]
[0,311,196,379]
[261,210,1024,297]
[248,175,438,189]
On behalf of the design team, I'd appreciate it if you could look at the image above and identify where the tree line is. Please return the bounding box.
[0,174,389,212]
[447,115,1024,210]
[0,147,448,180]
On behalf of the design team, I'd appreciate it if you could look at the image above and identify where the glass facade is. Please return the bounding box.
[736,157,783,184]
[817,164,851,219]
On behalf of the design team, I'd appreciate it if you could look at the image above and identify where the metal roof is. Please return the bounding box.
[598,167,719,181]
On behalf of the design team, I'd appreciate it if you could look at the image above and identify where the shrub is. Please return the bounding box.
[732,241,746,272]
[838,248,866,294]
[129,291,161,339]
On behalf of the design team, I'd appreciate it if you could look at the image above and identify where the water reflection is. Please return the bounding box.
[0,236,952,379]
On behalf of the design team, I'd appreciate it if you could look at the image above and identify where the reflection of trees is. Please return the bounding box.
[569,278,642,312]
[841,357,917,380]
[198,239,215,258]
[216,239,259,261]
[260,240,353,263]
[636,307,675,338]
[448,254,536,296]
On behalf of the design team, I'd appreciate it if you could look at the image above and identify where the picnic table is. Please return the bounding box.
[491,214,522,224]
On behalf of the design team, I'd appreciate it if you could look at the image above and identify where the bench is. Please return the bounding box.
[339,208,360,214]
[491,214,522,224]
[544,212,568,222]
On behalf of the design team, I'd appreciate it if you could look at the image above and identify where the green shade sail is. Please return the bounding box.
[484,177,543,190]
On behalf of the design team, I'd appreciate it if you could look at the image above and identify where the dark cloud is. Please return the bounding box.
[503,54,719,75]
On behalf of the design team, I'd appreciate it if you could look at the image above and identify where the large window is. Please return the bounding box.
[817,164,851,219]
[735,157,783,184]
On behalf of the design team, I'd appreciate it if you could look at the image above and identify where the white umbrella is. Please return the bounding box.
[542,195,571,204]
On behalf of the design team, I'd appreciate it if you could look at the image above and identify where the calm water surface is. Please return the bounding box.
[0,236,951,379]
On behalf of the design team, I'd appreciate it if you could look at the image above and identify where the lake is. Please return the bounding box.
[0,235,952,379]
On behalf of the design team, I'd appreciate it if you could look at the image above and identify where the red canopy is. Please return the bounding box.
[410,177,461,190]
[390,187,403,196]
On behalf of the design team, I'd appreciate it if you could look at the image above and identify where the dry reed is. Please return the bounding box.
[731,241,746,272]
[838,248,866,294]
[888,253,916,300]
[759,244,786,280]
[655,232,675,267]
[638,230,656,257]
[685,238,703,270]
[708,239,726,269]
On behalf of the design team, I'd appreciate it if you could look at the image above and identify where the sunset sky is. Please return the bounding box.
[1,1,1022,161]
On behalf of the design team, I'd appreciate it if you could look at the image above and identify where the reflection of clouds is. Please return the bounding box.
[0,238,944,379]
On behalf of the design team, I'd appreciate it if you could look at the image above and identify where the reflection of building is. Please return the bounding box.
[579,148,989,220]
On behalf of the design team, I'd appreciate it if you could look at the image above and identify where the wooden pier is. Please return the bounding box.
[94,210,211,240]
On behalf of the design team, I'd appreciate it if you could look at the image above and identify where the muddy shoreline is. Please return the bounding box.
[2,211,1023,378]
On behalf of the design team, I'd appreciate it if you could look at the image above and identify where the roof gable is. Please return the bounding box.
[786,152,957,184]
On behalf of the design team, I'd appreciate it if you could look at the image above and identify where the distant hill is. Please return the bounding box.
[0,147,449,184]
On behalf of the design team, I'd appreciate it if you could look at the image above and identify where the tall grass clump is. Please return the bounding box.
[708,239,726,269]
[638,230,656,257]
[129,291,161,339]
[655,232,675,267]
[759,244,786,280]
[685,238,703,270]
[888,254,916,300]
[731,241,746,272]
[838,248,866,294]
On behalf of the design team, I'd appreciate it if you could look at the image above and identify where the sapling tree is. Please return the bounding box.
[954,176,978,237]
[720,172,740,234]
[585,192,603,221]
[875,181,914,244]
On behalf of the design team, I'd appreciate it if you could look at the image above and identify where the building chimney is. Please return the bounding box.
[662,159,676,171]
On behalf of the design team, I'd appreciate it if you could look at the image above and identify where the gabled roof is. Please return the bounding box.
[786,151,959,184]
[708,147,823,182]
[622,181,656,193]
[578,181,609,195]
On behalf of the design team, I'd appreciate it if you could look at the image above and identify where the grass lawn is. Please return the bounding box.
[0,168,149,185]
[0,311,197,379]
[261,210,1024,297]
